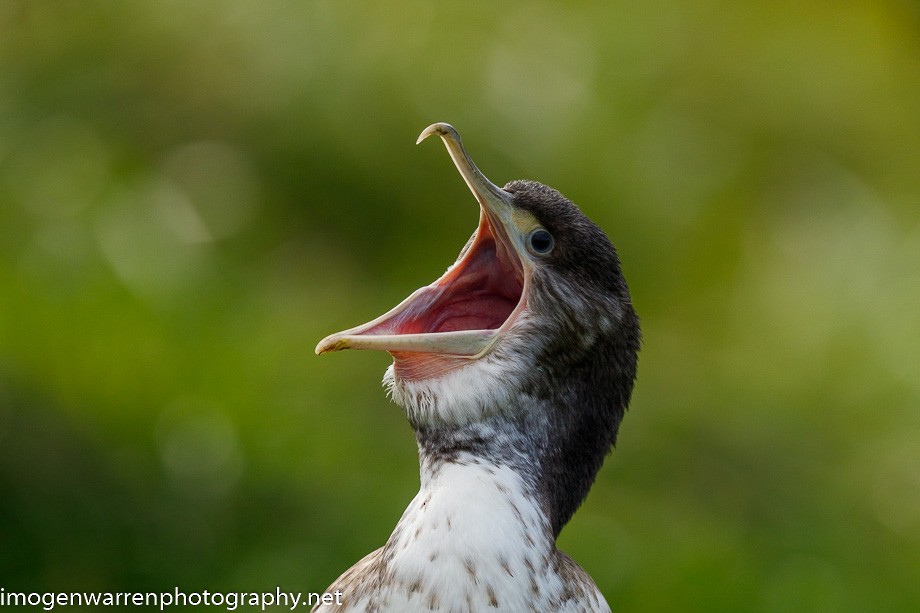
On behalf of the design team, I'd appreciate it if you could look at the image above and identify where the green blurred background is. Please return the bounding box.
[2,1,919,611]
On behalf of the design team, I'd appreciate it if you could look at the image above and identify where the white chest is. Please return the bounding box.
[319,461,609,612]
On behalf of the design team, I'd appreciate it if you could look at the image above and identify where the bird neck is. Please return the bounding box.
[411,372,619,538]
[414,417,551,523]
[415,452,553,551]
[381,452,558,607]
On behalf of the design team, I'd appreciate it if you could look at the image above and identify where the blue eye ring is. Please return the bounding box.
[527,228,554,256]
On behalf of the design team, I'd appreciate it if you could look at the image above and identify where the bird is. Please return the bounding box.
[313,123,640,612]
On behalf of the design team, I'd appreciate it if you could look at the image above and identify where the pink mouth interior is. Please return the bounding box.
[364,217,523,338]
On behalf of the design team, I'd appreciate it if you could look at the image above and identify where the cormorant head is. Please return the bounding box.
[316,123,639,433]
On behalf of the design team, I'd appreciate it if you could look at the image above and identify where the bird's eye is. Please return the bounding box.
[527,228,555,256]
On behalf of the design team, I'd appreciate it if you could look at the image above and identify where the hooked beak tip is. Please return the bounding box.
[416,122,459,146]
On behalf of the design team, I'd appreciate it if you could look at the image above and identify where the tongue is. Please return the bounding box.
[432,294,519,332]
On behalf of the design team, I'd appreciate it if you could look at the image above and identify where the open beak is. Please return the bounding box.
[315,123,532,365]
